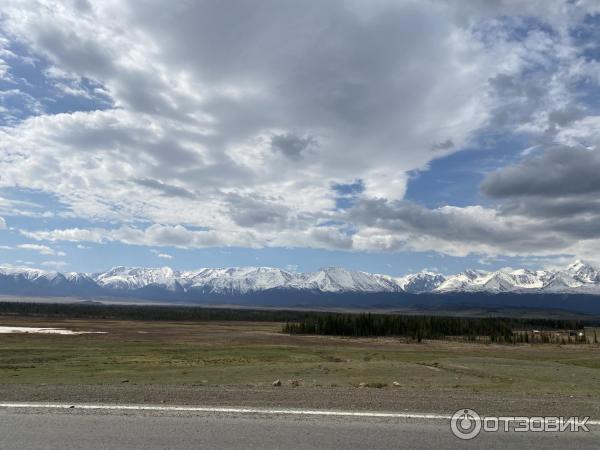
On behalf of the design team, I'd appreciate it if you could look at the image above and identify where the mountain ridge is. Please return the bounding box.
[2,260,600,297]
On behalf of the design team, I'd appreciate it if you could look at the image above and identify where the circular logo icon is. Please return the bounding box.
[450,408,482,440]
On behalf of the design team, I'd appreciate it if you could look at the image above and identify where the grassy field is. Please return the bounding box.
[0,315,599,398]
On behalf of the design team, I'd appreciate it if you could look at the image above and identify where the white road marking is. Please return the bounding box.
[0,403,599,425]
[0,403,451,419]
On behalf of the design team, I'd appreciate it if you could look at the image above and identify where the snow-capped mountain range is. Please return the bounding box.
[1,260,600,297]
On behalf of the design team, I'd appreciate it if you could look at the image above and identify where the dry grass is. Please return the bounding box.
[0,315,599,397]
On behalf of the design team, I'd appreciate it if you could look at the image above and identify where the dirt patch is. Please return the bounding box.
[1,384,599,419]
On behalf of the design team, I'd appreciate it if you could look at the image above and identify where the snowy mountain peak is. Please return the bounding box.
[395,272,446,293]
[1,261,600,296]
[568,259,588,269]
[434,261,600,294]
[94,266,181,291]
[565,260,599,283]
[298,267,394,293]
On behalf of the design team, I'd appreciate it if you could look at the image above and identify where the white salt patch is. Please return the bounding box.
[0,326,106,335]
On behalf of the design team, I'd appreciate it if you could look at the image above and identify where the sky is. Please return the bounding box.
[1,0,600,276]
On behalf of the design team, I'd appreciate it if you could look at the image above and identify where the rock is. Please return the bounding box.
[290,379,300,387]
[392,381,401,387]
[121,379,129,383]
[358,382,367,388]
[272,379,282,387]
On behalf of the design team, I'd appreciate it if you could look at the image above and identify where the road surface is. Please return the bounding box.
[0,404,598,449]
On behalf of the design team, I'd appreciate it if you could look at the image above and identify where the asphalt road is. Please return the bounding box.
[0,407,598,449]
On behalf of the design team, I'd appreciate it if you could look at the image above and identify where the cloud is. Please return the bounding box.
[346,199,566,256]
[133,178,196,199]
[151,249,173,260]
[21,227,105,243]
[41,260,68,268]
[338,141,600,262]
[0,0,539,226]
[225,193,293,228]
[308,226,353,250]
[332,180,365,209]
[270,133,316,160]
[0,216,6,229]
[482,146,600,198]
[17,243,65,256]
[21,224,258,249]
[1,1,600,265]
[480,143,600,228]
[432,139,454,151]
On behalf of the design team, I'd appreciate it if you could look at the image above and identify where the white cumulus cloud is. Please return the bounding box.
[17,243,64,256]
[1,1,600,262]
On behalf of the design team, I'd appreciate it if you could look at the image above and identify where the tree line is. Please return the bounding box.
[282,312,595,343]
[0,301,597,343]
[0,301,317,322]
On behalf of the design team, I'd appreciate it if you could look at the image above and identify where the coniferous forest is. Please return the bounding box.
[283,312,596,343]
[0,301,597,343]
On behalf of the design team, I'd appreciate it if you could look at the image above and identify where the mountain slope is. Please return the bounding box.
[2,260,600,300]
